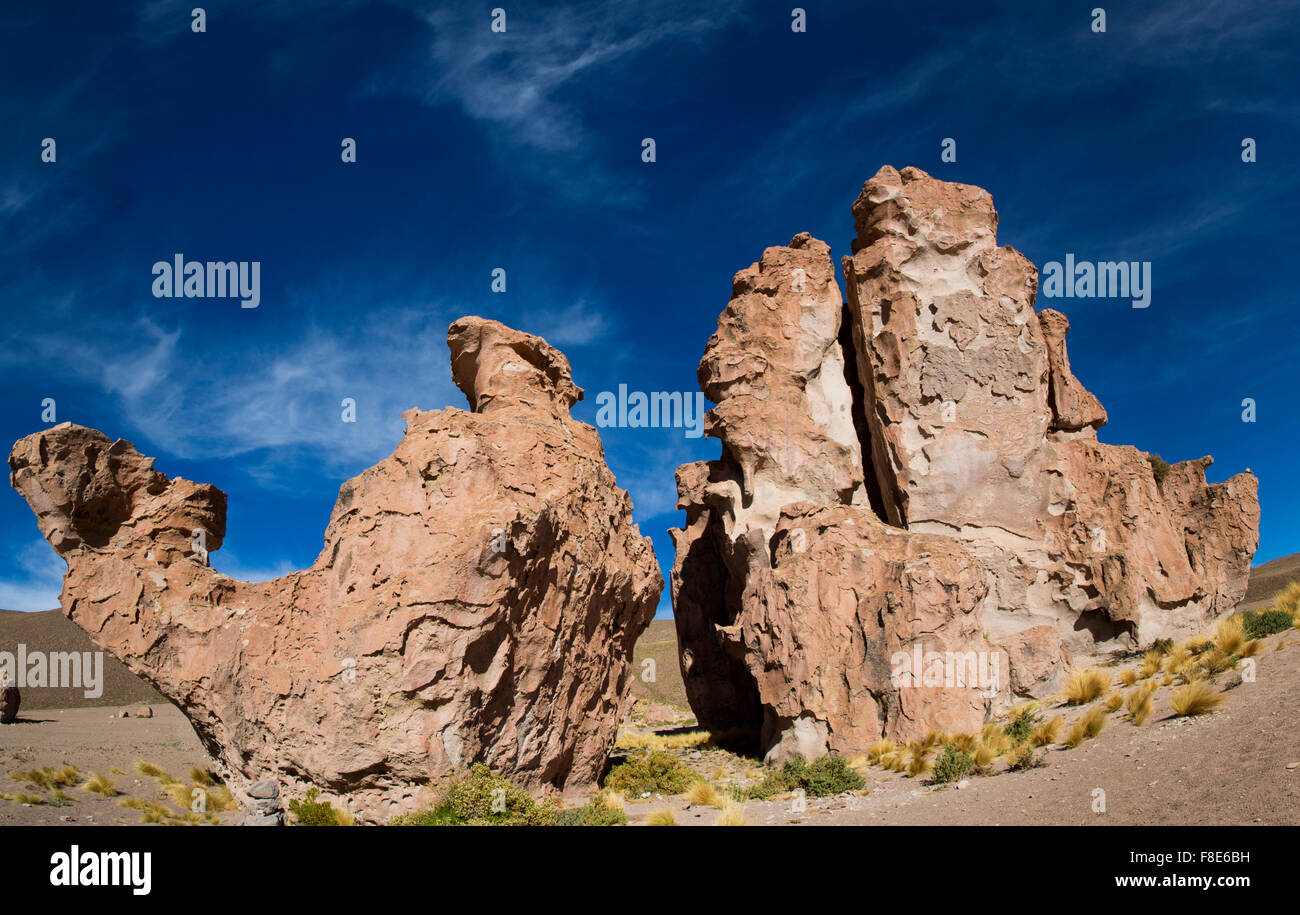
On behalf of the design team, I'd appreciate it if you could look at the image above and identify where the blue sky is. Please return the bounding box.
[1,0,1296,616]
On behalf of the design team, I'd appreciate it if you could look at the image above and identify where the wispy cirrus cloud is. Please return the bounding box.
[367,0,749,202]
[0,538,65,612]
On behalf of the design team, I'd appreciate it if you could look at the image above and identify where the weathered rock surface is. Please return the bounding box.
[9,317,661,821]
[672,166,1259,761]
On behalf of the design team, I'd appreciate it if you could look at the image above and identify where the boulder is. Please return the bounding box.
[672,166,1259,760]
[9,317,662,822]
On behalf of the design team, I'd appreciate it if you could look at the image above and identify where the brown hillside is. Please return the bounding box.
[0,608,165,710]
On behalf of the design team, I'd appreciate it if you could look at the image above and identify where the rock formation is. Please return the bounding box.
[672,166,1259,762]
[9,317,662,821]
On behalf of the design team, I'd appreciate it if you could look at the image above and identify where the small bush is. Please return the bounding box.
[389,764,585,827]
[556,796,627,826]
[1147,453,1172,486]
[745,754,865,799]
[1240,609,1293,641]
[1005,746,1041,771]
[288,787,351,826]
[603,752,699,797]
[931,746,975,784]
[1003,706,1039,744]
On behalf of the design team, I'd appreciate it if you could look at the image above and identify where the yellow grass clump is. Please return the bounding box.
[1270,580,1300,616]
[866,739,896,765]
[1063,668,1111,705]
[1064,707,1107,748]
[1212,616,1246,657]
[1138,650,1163,679]
[1029,715,1063,748]
[615,730,713,751]
[1126,683,1157,726]
[1171,680,1225,717]
[81,773,118,797]
[1119,669,1138,687]
[597,790,626,811]
[1103,692,1124,713]
[646,808,678,826]
[134,761,177,783]
[685,782,723,808]
[713,798,749,826]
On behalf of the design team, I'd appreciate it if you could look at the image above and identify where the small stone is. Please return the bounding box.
[246,779,279,800]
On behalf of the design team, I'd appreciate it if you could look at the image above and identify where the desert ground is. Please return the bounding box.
[2,560,1297,826]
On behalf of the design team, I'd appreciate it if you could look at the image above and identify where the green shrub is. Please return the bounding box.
[745,754,865,800]
[603,752,699,797]
[388,764,561,826]
[288,788,347,826]
[555,797,628,826]
[1003,706,1038,744]
[1239,609,1293,641]
[1147,453,1172,486]
[931,746,975,784]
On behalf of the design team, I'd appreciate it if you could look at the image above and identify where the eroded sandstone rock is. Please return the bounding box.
[9,317,661,821]
[673,166,1259,761]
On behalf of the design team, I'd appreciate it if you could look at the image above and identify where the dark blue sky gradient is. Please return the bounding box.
[2,1,1296,615]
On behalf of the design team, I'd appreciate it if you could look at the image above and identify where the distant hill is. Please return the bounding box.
[0,608,165,710]
[1239,552,1300,613]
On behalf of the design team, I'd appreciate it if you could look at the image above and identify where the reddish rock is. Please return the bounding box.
[673,166,1260,759]
[9,317,661,821]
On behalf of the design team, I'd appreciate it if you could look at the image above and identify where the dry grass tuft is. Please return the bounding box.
[866,739,896,765]
[1126,683,1156,726]
[1171,680,1225,717]
[81,773,118,797]
[646,808,678,826]
[685,781,723,807]
[1029,715,1063,748]
[615,730,714,751]
[134,761,177,783]
[1064,706,1107,747]
[1103,692,1124,713]
[1119,669,1139,687]
[1063,668,1111,705]
[713,798,749,826]
[1212,616,1246,657]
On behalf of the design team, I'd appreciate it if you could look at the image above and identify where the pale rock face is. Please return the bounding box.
[673,166,1260,761]
[9,317,661,822]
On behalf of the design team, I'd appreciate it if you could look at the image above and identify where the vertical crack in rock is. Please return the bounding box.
[673,166,1260,761]
[837,298,896,526]
[8,316,662,821]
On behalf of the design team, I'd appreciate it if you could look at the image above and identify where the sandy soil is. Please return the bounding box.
[619,631,1300,826]
[0,704,229,825]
